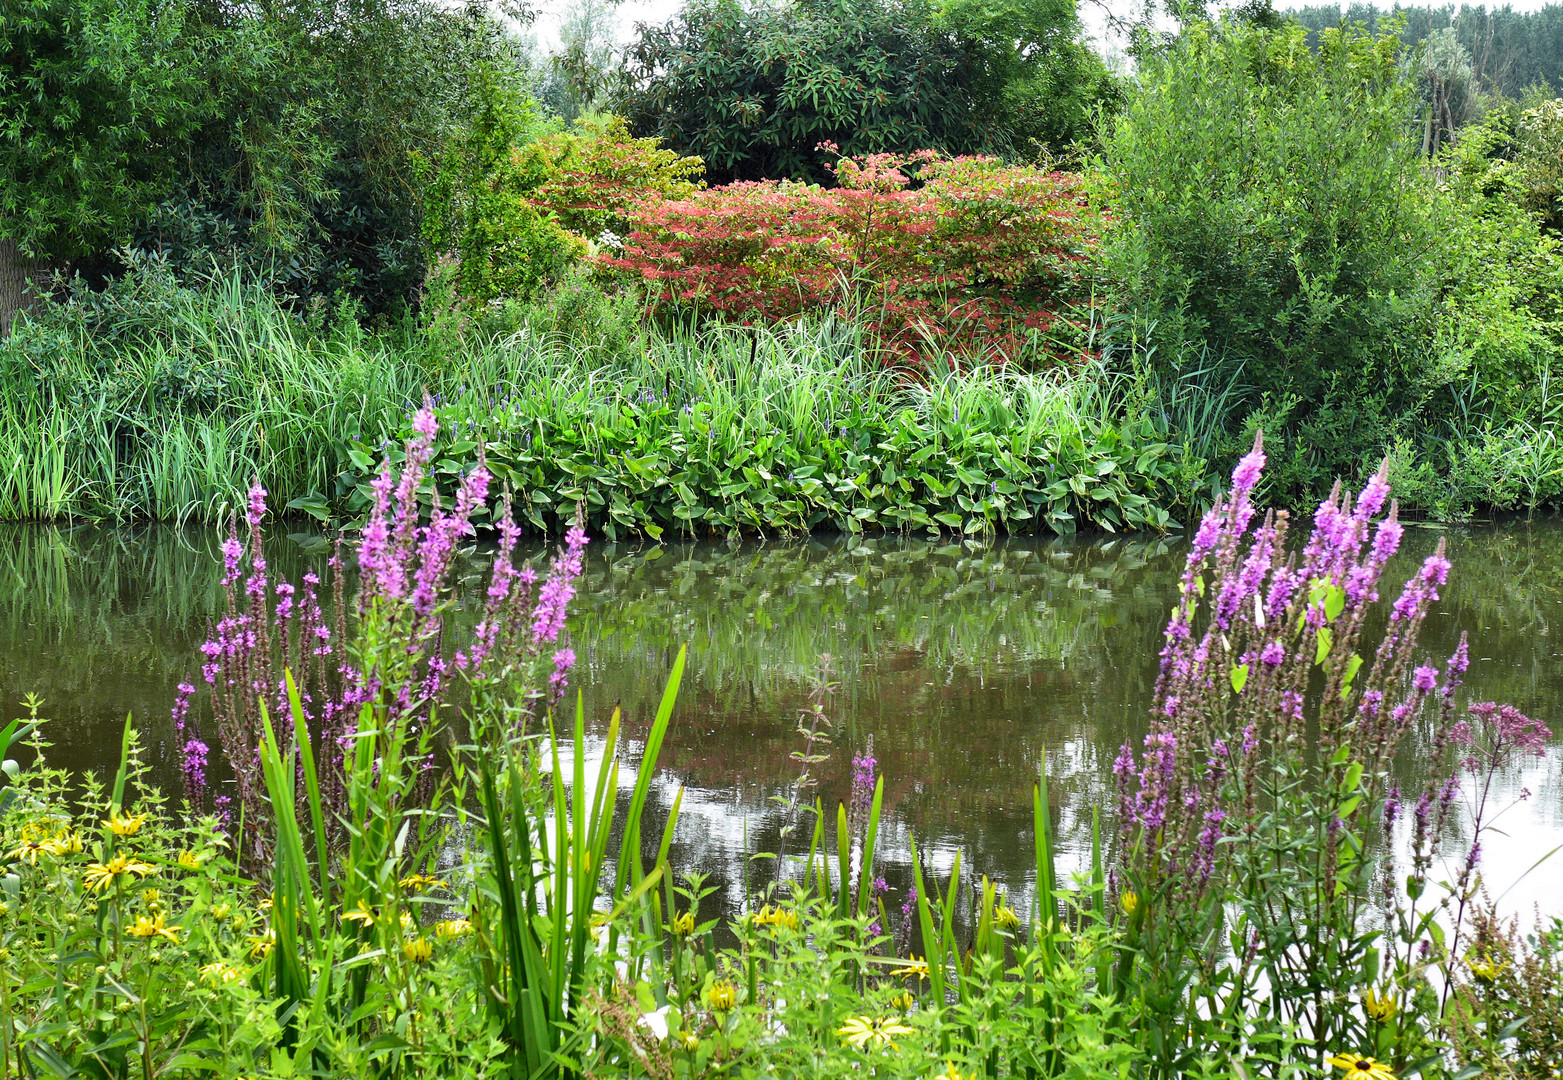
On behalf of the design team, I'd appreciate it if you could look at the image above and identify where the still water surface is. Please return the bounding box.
[2,521,1560,921]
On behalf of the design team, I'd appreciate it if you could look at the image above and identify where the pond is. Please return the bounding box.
[2,519,1560,923]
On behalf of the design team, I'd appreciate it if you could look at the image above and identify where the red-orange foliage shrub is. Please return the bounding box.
[601,148,1103,363]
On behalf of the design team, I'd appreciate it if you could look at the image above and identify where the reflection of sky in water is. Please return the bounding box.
[0,519,1559,928]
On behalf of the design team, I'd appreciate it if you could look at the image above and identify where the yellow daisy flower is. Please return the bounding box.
[8,838,50,865]
[705,980,738,1012]
[1120,891,1141,918]
[837,1014,914,1052]
[246,928,276,959]
[1361,987,1396,1023]
[83,854,156,892]
[672,910,695,936]
[1326,1054,1397,1080]
[1468,953,1509,984]
[177,850,203,870]
[342,900,377,926]
[403,937,433,963]
[398,872,448,891]
[890,956,931,980]
[127,913,180,944]
[994,903,1020,931]
[103,813,147,837]
[753,904,800,931]
[434,918,471,941]
[199,962,245,985]
[43,832,83,856]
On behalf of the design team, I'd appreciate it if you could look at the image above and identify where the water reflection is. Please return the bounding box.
[0,520,1558,921]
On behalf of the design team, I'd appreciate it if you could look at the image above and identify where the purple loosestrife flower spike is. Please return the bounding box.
[247,482,267,527]
[221,537,243,586]
[1355,459,1391,522]
[851,750,877,814]
[530,524,588,646]
[182,739,209,802]
[171,681,195,736]
[1230,431,1265,497]
[549,648,576,702]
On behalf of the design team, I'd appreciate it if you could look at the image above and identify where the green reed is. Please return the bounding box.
[0,273,1194,531]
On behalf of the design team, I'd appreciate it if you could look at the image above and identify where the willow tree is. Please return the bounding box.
[0,0,203,333]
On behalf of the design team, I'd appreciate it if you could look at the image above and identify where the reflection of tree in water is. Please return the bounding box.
[569,535,1189,898]
[1392,522,1563,843]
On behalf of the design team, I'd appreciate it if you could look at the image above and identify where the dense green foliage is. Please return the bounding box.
[1105,22,1428,467]
[617,0,1117,183]
[0,0,203,259]
[422,93,703,307]
[421,68,585,307]
[1288,3,1563,97]
[3,0,521,315]
[935,0,1121,154]
[1102,17,1563,505]
[617,0,980,183]
[364,331,1185,540]
[0,268,1191,532]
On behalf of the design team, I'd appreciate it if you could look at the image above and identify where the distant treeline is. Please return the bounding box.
[1286,4,1563,95]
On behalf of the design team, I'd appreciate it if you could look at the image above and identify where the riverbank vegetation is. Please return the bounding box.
[5,0,1563,528]
[0,264,1186,532]
[3,3,1561,1076]
[0,428,1555,1078]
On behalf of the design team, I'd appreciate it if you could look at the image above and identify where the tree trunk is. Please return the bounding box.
[0,238,49,339]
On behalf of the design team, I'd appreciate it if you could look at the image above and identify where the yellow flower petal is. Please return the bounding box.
[705,980,738,1012]
[103,813,147,837]
[434,918,471,940]
[1326,1054,1397,1080]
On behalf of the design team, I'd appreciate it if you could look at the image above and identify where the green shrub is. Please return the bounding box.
[2,0,523,320]
[1105,21,1430,426]
[0,0,205,264]
[1104,18,1563,506]
[421,67,584,309]
[1444,95,1563,232]
[617,0,982,183]
[934,0,1123,155]
[422,87,704,310]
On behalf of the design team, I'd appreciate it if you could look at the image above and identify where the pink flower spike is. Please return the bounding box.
[1230,431,1265,496]
[246,482,268,527]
